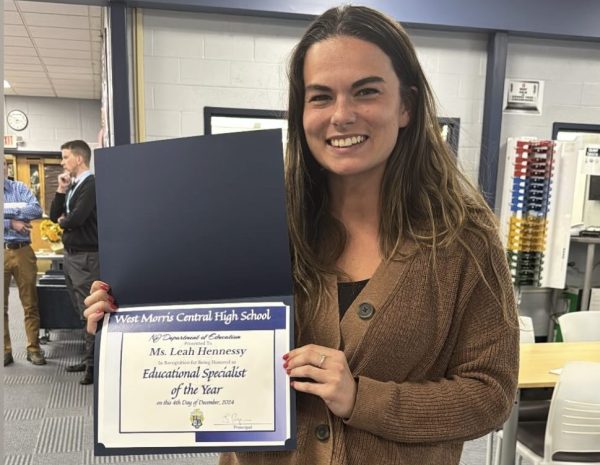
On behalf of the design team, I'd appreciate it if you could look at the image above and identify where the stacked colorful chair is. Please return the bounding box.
[506,140,554,286]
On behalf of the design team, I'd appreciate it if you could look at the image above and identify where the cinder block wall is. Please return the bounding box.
[498,36,600,335]
[497,36,600,208]
[142,9,488,183]
[4,96,101,151]
[142,11,305,140]
[409,29,487,182]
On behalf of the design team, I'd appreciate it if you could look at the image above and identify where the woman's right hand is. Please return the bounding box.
[83,281,118,334]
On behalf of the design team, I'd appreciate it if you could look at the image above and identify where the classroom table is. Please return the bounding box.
[498,341,600,465]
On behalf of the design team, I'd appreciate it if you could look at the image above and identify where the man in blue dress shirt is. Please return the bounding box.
[3,158,46,366]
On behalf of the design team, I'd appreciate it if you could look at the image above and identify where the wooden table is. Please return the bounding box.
[499,342,600,465]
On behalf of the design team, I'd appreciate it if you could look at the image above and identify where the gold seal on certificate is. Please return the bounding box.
[95,301,294,454]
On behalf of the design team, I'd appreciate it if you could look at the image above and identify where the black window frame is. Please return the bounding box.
[552,122,600,201]
[203,107,286,135]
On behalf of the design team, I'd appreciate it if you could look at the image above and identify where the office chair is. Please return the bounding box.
[518,316,536,344]
[506,361,600,465]
[558,311,600,342]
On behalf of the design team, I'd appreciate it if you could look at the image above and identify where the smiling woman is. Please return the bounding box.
[268,5,518,465]
[83,5,519,465]
[302,37,410,182]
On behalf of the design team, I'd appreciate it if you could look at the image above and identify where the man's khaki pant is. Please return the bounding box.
[4,245,42,354]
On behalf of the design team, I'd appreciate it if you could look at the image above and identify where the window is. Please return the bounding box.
[204,107,287,141]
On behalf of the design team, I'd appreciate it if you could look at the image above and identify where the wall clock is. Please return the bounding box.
[7,109,28,131]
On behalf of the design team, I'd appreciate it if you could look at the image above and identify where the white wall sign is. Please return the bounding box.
[583,145,600,175]
[504,79,544,114]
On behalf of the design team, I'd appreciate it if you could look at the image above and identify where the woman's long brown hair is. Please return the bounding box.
[285,5,513,332]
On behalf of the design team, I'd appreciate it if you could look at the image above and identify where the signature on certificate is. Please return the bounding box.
[222,413,252,426]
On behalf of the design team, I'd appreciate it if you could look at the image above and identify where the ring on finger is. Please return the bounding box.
[317,353,327,368]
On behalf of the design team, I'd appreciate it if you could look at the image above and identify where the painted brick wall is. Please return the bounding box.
[142,9,487,182]
[4,95,101,152]
[408,28,487,182]
[142,11,306,140]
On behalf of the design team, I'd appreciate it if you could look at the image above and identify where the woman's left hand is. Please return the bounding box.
[285,344,357,419]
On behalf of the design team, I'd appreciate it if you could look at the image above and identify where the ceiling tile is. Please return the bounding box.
[12,81,52,89]
[17,1,90,16]
[4,36,34,47]
[4,78,52,88]
[57,92,98,100]
[90,16,101,29]
[32,37,91,51]
[53,78,96,87]
[23,12,95,28]
[5,70,49,79]
[58,92,95,99]
[38,48,92,60]
[4,46,38,56]
[47,68,93,77]
[44,59,93,69]
[5,1,103,100]
[13,88,56,97]
[4,10,23,25]
[4,55,42,65]
[54,87,96,94]
[28,26,90,41]
[7,80,52,89]
[54,91,96,99]
[4,24,28,36]
[47,73,94,81]
[88,6,102,17]
[4,63,45,72]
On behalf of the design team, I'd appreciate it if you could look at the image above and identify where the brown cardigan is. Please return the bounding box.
[220,228,519,465]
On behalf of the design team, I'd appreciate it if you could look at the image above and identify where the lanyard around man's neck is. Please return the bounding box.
[66,171,92,214]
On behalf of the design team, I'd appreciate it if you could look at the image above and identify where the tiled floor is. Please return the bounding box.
[4,285,520,465]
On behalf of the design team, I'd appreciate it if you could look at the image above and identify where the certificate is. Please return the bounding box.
[95,300,294,454]
[94,130,295,455]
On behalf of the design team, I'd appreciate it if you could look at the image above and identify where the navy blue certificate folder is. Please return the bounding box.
[93,129,295,455]
[94,129,292,305]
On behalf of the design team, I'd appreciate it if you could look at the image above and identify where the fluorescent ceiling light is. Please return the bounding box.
[4,80,11,89]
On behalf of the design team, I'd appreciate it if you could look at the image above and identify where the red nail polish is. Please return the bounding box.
[100,283,110,291]
[107,295,115,304]
[109,303,118,310]
[282,353,289,360]
[286,369,291,375]
[283,362,288,368]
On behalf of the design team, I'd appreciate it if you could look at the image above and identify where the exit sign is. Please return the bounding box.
[4,134,17,148]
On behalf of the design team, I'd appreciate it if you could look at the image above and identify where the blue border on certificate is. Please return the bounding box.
[94,295,296,456]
